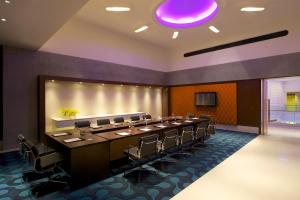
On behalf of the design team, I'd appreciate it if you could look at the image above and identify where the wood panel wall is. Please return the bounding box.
[170,82,237,125]
[237,80,261,128]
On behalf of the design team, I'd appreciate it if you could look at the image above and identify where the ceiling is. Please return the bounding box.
[1,0,299,50]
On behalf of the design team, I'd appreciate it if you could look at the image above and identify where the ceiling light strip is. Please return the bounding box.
[209,26,220,33]
[134,26,148,33]
[172,31,179,39]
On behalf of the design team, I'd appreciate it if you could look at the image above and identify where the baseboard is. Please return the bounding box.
[0,148,19,154]
[216,124,259,134]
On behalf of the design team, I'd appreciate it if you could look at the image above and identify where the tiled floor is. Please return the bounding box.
[172,125,300,200]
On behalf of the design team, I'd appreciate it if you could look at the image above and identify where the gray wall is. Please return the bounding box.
[168,52,300,85]
[2,46,300,151]
[2,47,167,150]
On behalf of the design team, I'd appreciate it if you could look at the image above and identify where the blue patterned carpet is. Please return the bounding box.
[0,130,256,200]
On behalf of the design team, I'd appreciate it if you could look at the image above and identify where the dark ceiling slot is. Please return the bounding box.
[184,30,289,57]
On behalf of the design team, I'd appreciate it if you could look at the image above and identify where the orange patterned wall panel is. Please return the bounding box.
[170,83,237,125]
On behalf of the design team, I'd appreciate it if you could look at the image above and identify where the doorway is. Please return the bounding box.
[263,76,300,137]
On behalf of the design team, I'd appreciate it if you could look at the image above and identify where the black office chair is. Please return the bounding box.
[186,113,195,119]
[193,121,208,148]
[157,129,179,155]
[179,126,195,154]
[26,143,68,197]
[130,115,140,122]
[207,120,216,135]
[74,120,91,128]
[125,134,159,174]
[143,114,152,120]
[97,118,111,126]
[114,117,125,124]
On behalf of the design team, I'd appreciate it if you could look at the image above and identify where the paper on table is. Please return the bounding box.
[192,117,199,120]
[116,132,131,136]
[63,138,82,143]
[172,122,182,125]
[90,125,102,129]
[156,125,167,128]
[140,128,152,131]
[184,120,193,123]
[53,132,69,137]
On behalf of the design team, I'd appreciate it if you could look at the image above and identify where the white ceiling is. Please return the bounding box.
[74,0,300,49]
[1,0,300,71]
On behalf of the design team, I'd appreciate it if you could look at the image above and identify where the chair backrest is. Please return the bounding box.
[17,134,26,155]
[97,118,110,125]
[22,140,35,163]
[138,134,159,158]
[130,115,140,121]
[143,114,152,120]
[162,129,178,151]
[199,115,211,121]
[114,117,124,123]
[181,126,194,144]
[195,124,206,139]
[186,113,195,118]
[74,120,91,128]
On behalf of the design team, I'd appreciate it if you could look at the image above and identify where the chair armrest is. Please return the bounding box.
[39,152,64,169]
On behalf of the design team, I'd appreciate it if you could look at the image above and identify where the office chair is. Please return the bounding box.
[143,114,152,120]
[114,117,125,124]
[193,121,209,148]
[207,120,216,135]
[25,143,68,197]
[124,134,159,176]
[186,113,195,119]
[177,126,195,156]
[130,115,140,122]
[157,129,179,155]
[97,118,111,126]
[74,120,91,128]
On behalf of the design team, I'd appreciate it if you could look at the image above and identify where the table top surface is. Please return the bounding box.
[45,117,209,149]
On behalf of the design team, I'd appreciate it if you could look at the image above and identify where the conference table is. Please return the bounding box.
[44,116,209,183]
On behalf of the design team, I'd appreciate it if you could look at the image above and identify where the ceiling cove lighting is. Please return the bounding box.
[172,31,179,39]
[209,26,220,33]
[134,26,148,33]
[241,7,265,12]
[105,7,130,12]
[155,0,218,28]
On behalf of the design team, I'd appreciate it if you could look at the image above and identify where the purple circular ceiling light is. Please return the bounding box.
[155,0,218,28]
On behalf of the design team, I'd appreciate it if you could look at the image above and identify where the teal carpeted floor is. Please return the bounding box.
[0,130,256,200]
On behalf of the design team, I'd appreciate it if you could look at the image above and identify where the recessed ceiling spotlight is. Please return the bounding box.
[105,7,130,12]
[241,7,265,12]
[1,18,7,22]
[172,31,179,39]
[209,26,220,33]
[4,0,10,4]
[134,26,148,33]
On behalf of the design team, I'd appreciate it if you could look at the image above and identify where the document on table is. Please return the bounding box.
[116,132,131,136]
[192,118,199,120]
[184,120,193,123]
[63,138,83,143]
[90,125,102,129]
[155,125,167,128]
[53,132,69,137]
[172,122,182,125]
[140,128,152,131]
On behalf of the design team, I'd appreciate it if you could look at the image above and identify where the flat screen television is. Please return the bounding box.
[195,92,217,107]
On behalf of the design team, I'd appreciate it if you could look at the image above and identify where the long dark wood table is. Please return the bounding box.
[44,117,208,183]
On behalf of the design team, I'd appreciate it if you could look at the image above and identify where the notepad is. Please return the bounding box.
[53,133,69,137]
[155,125,167,128]
[90,125,102,129]
[184,120,193,123]
[140,128,152,131]
[172,122,182,125]
[192,117,199,120]
[116,132,131,136]
[63,138,82,143]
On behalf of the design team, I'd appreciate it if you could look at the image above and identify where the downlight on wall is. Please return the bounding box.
[105,7,130,12]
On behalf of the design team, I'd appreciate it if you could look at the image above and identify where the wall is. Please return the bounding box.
[45,81,162,131]
[170,83,237,125]
[268,81,286,110]
[3,46,166,150]
[167,52,300,86]
[40,18,170,72]
[0,45,3,150]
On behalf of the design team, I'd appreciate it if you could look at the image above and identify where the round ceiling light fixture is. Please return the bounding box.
[155,0,218,29]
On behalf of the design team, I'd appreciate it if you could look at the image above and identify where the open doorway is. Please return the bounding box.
[264,76,300,137]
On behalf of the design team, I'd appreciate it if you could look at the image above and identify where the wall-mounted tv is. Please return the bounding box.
[195,92,217,107]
